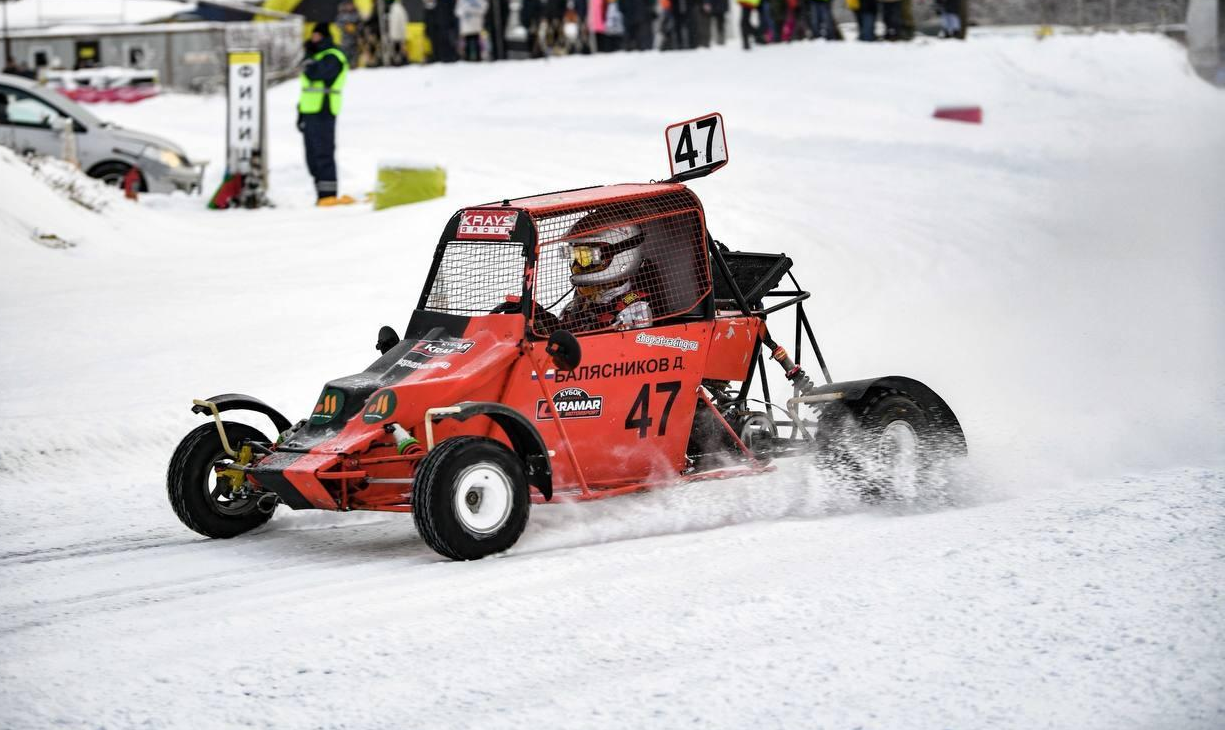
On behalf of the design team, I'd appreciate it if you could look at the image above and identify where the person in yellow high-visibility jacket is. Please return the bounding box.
[297,23,352,205]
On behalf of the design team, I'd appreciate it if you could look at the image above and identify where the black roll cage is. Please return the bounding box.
[705,235,834,419]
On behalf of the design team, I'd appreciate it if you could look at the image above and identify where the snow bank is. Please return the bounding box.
[0,148,126,252]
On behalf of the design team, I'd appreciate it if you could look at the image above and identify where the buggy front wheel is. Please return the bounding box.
[411,436,531,560]
[167,421,275,538]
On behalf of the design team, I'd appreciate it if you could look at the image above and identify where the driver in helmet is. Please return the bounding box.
[559,218,653,333]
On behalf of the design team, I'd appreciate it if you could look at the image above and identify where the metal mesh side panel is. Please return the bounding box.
[530,190,711,337]
[423,242,525,315]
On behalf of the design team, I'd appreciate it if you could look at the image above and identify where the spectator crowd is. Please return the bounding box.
[329,0,966,65]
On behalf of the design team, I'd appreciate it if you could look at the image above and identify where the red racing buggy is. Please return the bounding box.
[168,114,966,560]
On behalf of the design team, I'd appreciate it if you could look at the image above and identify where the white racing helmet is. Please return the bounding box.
[564,216,646,295]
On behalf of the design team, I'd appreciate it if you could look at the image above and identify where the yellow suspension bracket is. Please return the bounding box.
[219,444,255,493]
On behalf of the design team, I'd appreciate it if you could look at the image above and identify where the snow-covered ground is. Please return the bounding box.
[2,0,192,31]
[2,33,1224,729]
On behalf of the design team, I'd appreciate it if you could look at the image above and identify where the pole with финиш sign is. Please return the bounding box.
[222,48,270,208]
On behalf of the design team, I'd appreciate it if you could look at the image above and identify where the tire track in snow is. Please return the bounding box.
[0,526,445,637]
[0,532,190,566]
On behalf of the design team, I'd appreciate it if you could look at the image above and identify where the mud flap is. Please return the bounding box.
[191,393,293,436]
[803,376,966,455]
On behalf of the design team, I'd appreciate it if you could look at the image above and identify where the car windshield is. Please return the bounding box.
[40,88,103,127]
[1,89,63,127]
[422,241,525,315]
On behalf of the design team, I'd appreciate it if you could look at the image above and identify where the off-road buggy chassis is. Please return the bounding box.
[168,115,966,560]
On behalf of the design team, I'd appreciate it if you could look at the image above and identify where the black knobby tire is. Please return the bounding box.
[412,436,531,561]
[167,421,275,538]
[817,388,959,503]
[89,161,146,191]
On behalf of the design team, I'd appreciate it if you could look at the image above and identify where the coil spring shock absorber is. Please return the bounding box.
[761,329,834,440]
[762,331,817,396]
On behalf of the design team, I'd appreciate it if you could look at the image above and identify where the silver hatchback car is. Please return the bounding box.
[0,73,204,194]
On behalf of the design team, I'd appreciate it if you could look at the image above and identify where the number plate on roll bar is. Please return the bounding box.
[664,112,728,181]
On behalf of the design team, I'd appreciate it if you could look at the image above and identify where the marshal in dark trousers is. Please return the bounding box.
[297,23,352,205]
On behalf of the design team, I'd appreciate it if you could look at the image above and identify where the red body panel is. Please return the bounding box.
[704,316,763,382]
[506,321,713,486]
[260,315,523,508]
[325,315,524,455]
[283,453,344,508]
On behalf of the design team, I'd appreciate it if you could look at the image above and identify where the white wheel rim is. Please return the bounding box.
[878,420,921,498]
[452,463,514,535]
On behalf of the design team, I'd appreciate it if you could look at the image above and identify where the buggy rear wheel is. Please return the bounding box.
[734,411,778,455]
[167,421,275,538]
[817,388,964,503]
[412,436,531,560]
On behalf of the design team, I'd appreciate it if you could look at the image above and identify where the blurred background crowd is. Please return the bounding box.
[334,0,969,63]
[0,0,1215,92]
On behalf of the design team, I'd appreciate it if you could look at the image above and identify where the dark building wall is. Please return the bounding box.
[972,0,1188,25]
[827,1,1189,30]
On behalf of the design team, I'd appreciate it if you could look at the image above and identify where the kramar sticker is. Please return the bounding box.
[457,210,519,240]
[410,339,475,358]
[536,387,604,420]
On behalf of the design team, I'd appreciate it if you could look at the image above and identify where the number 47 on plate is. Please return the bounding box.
[665,112,729,182]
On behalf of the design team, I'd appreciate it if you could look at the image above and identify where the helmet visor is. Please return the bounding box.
[572,244,604,270]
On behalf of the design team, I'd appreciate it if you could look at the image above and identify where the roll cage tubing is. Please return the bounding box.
[704,239,834,424]
[413,197,834,410]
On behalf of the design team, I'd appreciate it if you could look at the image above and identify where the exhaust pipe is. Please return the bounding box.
[256,493,280,514]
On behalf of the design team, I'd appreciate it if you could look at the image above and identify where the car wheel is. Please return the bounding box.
[167,421,275,538]
[88,161,146,191]
[412,436,531,560]
[817,388,962,503]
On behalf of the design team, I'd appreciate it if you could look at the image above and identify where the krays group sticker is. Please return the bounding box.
[536,387,603,420]
[457,210,518,240]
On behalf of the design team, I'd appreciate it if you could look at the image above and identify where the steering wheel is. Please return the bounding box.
[488,299,562,334]
[532,307,562,335]
[489,300,521,315]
